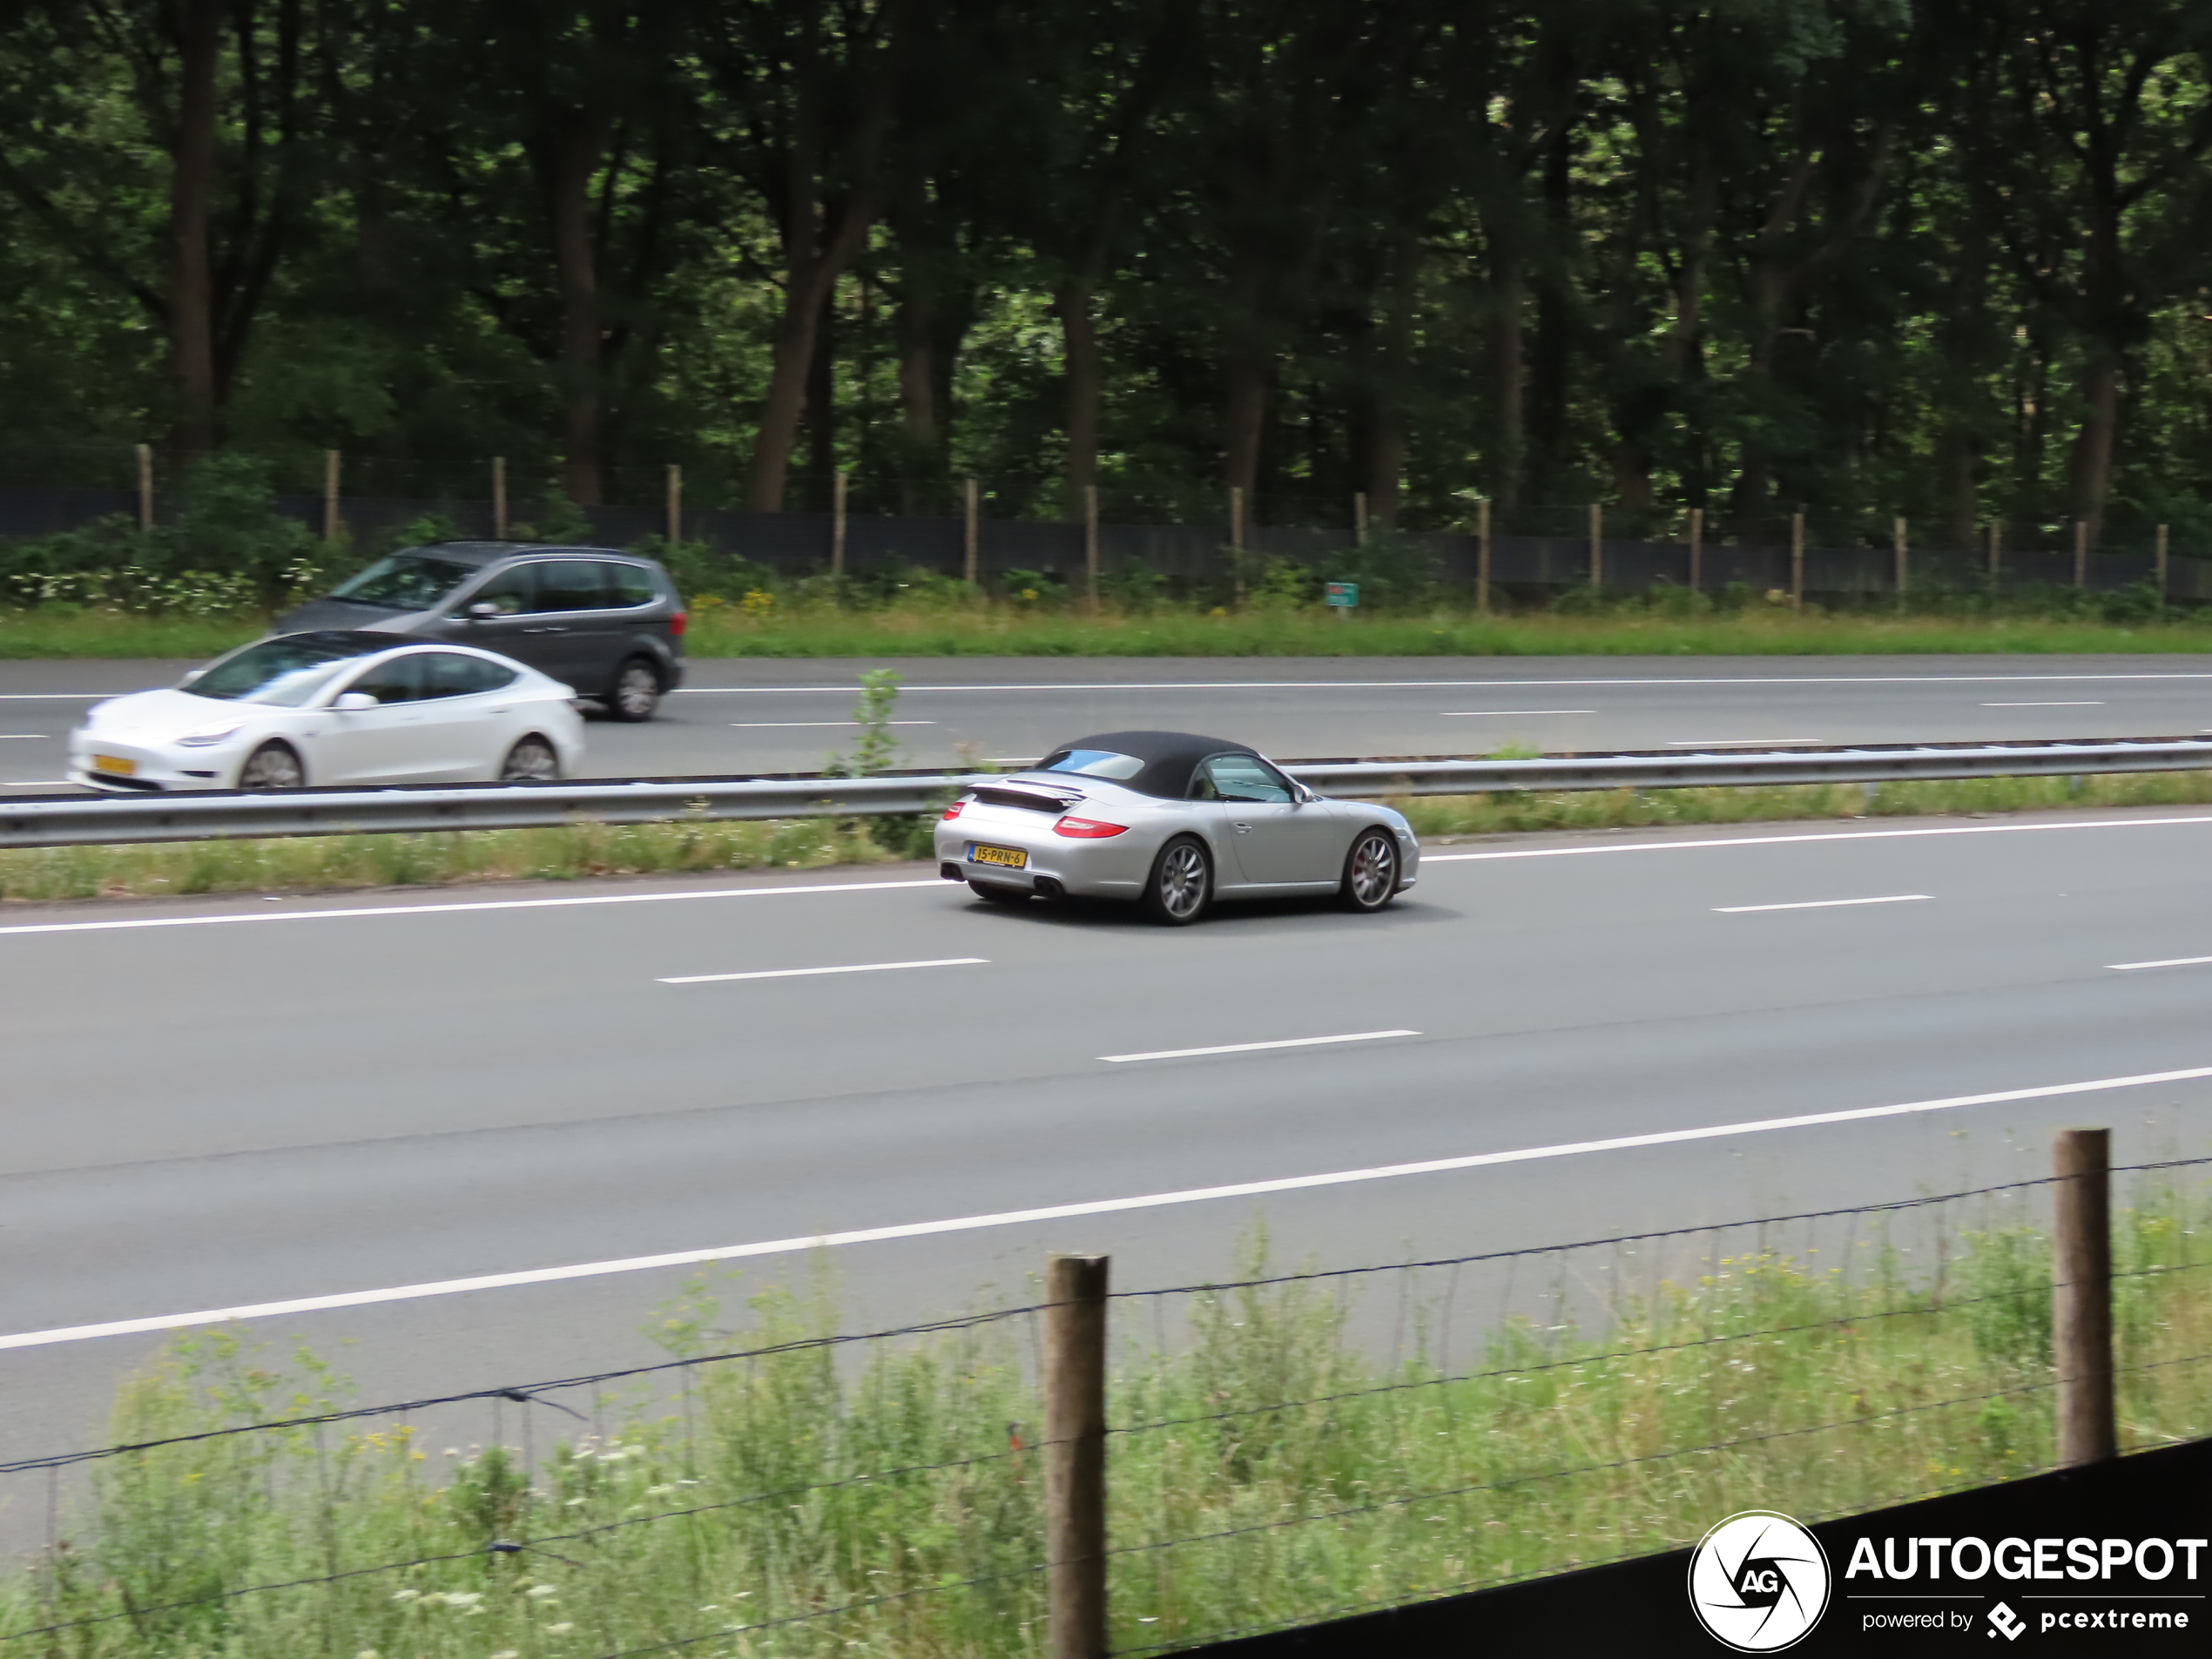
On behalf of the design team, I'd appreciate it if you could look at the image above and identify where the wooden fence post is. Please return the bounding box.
[1353,491,1368,548]
[322,449,341,543]
[493,456,508,541]
[1229,485,1245,606]
[1084,484,1100,610]
[1045,1254,1109,1659]
[1790,512,1804,611]
[1892,515,1908,601]
[2074,520,2088,590]
[1689,506,1703,595]
[665,464,683,545]
[1476,497,1492,614]
[1588,502,1602,591]
[136,443,153,532]
[964,477,980,585]
[1988,519,2002,585]
[2052,1128,2115,1467]
[2155,523,2169,602]
[832,469,849,578]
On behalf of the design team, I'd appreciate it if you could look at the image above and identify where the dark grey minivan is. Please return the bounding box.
[277,543,686,720]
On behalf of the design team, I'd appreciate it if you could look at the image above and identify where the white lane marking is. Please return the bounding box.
[1420,813,2212,862]
[9,1062,2211,1352]
[1440,710,1595,717]
[1101,1029,1419,1063]
[0,734,49,739]
[0,692,128,699]
[1665,738,1824,747]
[0,879,947,938]
[1,781,72,787]
[1716,894,1931,914]
[728,720,935,728]
[672,673,2212,694]
[2109,955,2212,972]
[1983,700,2105,707]
[660,956,985,985]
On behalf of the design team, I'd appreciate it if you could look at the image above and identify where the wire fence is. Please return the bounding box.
[1,1155,2208,1656]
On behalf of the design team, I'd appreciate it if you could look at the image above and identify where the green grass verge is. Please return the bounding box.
[11,602,2212,659]
[16,1188,2209,1656]
[3,772,2208,907]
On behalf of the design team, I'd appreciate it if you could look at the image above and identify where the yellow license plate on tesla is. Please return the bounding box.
[968,844,1028,868]
[91,755,137,776]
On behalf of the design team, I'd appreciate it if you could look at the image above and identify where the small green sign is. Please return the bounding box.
[1325,581,1359,607]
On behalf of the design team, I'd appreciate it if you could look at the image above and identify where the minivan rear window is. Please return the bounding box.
[329,553,476,611]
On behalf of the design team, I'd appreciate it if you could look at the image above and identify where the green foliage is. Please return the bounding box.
[822,669,906,779]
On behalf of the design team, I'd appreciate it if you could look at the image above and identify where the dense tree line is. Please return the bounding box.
[1,0,2208,549]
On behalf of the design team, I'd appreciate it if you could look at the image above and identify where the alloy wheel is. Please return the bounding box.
[500,737,559,781]
[1157,840,1210,921]
[1346,830,1398,909]
[611,661,660,721]
[238,744,304,789]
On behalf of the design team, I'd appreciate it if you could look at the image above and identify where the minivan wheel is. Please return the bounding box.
[500,735,561,781]
[1339,826,1399,912]
[1141,836,1212,926]
[237,741,305,790]
[608,658,662,722]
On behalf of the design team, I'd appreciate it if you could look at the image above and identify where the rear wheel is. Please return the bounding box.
[968,880,1029,905]
[1140,836,1212,926]
[607,657,662,722]
[1338,826,1399,912]
[500,735,561,781]
[237,741,304,790]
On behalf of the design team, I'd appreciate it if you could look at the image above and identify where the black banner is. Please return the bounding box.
[1188,1439,2209,1656]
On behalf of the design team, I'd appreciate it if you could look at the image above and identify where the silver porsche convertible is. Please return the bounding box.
[933,730,1420,924]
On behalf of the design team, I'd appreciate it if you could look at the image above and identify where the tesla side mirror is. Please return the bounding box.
[333,691,378,712]
[466,601,500,619]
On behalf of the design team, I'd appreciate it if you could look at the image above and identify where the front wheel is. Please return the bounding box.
[237,741,305,790]
[1141,836,1212,926]
[607,658,662,722]
[500,735,561,781]
[1338,826,1400,913]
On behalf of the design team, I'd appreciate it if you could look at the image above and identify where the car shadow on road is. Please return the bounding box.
[950,887,1465,935]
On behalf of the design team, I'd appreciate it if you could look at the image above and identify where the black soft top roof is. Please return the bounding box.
[1033,730,1261,800]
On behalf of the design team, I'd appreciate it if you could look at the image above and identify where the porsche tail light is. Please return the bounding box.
[1054,815,1128,838]
[941,799,966,820]
[670,610,688,637]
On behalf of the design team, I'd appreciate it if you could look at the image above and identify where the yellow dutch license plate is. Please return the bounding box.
[968,844,1028,869]
[91,755,137,777]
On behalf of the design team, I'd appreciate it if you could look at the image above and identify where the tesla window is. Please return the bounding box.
[327,552,476,610]
[344,655,428,705]
[1043,748,1146,779]
[423,653,518,698]
[183,637,384,706]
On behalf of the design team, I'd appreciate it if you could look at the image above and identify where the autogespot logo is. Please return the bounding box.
[1689,1511,1832,1652]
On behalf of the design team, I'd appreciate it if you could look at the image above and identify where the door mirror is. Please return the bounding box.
[333,691,379,712]
[466,601,500,619]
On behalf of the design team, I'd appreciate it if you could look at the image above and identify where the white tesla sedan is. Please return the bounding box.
[68,631,586,791]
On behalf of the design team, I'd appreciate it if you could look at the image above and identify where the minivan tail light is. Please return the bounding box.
[669,610,687,637]
[941,799,966,820]
[1054,815,1128,838]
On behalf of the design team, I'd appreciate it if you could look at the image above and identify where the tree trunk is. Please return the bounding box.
[894,281,939,516]
[1361,238,1417,528]
[2068,351,2119,549]
[805,287,838,510]
[1485,246,1525,513]
[1058,280,1102,519]
[548,113,610,508]
[1940,423,1979,554]
[170,0,223,457]
[1223,354,1268,510]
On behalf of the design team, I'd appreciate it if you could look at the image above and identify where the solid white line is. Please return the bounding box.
[1665,738,1824,747]
[1716,894,1930,914]
[0,878,948,938]
[727,720,934,728]
[8,1061,2211,1352]
[1420,813,2212,863]
[2108,955,2212,972]
[1440,710,1595,717]
[1983,701,2104,707]
[0,734,48,739]
[660,956,985,985]
[1101,1029,1419,1063]
[671,673,2212,694]
[0,781,71,787]
[0,692,127,699]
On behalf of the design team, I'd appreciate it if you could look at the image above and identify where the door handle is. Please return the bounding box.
[1232,821,1252,833]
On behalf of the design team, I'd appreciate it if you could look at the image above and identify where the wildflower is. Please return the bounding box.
[528,1585,560,1599]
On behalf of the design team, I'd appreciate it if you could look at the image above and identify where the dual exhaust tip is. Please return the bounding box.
[938,860,1065,901]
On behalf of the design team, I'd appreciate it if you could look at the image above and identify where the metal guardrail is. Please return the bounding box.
[3,737,2210,850]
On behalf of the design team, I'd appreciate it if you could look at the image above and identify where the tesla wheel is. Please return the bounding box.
[968,881,1029,905]
[608,658,662,722]
[1141,835,1212,926]
[1339,826,1400,912]
[237,741,305,790]
[500,736,561,781]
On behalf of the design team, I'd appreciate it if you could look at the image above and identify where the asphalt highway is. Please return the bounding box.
[5,653,2212,786]
[5,803,2212,1480]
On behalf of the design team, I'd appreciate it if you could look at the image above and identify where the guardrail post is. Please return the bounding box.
[1046,1253,1109,1659]
[2053,1128,2115,1467]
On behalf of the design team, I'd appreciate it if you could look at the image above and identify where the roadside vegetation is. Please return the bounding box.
[11,1185,2208,1656]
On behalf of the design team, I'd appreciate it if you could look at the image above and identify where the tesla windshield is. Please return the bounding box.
[1042,749,1146,779]
[327,552,476,610]
[182,637,386,705]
